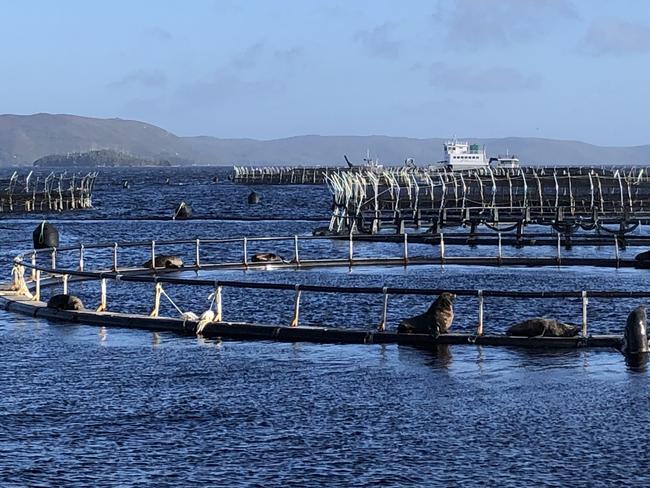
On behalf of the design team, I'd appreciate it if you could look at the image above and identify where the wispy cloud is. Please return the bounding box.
[433,0,576,49]
[582,18,650,56]
[149,26,173,41]
[430,62,541,92]
[230,42,265,71]
[274,47,303,64]
[354,23,401,59]
[108,69,168,89]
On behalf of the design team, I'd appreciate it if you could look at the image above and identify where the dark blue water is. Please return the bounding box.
[1,167,650,487]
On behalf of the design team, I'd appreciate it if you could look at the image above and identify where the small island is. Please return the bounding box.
[32,149,174,167]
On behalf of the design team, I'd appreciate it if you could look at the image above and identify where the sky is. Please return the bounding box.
[1,0,650,145]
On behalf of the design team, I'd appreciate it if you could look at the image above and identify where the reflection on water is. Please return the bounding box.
[625,353,649,372]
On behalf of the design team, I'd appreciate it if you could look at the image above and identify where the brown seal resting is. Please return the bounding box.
[506,318,579,337]
[251,252,284,263]
[397,292,455,335]
[47,294,84,311]
[142,255,184,269]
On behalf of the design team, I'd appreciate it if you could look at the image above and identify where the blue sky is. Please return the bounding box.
[1,0,649,144]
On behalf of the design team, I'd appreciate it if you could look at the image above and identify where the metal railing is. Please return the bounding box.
[8,232,649,337]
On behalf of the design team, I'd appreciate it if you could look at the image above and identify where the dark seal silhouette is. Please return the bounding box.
[398,292,455,335]
[173,202,192,219]
[248,191,260,204]
[622,306,649,355]
[506,318,579,337]
[33,221,59,249]
[47,294,84,311]
[142,255,184,269]
[251,252,285,263]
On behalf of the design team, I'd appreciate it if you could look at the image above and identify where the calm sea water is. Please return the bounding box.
[1,167,649,487]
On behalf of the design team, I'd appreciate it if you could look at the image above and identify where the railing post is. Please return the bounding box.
[290,284,301,327]
[112,243,118,272]
[34,270,41,301]
[79,245,84,272]
[477,290,484,336]
[243,237,248,266]
[378,287,389,332]
[403,232,409,265]
[215,285,223,321]
[51,248,56,270]
[497,232,502,264]
[195,238,201,268]
[614,236,620,268]
[150,281,161,317]
[31,252,36,281]
[97,278,107,312]
[294,235,300,266]
[151,240,156,269]
[440,233,445,264]
[348,233,354,265]
[581,291,588,337]
[62,274,68,295]
[556,233,561,265]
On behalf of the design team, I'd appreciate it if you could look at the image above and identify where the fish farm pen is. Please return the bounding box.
[0,171,97,212]
[323,166,650,237]
[4,232,650,352]
[232,165,372,185]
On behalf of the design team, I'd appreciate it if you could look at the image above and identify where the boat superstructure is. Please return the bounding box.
[441,140,489,171]
[491,154,521,169]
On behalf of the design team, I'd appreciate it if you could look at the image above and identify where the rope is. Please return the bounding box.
[11,264,33,298]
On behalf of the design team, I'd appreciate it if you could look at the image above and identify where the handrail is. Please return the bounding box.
[9,232,650,338]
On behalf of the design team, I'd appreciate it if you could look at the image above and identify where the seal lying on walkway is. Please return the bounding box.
[397,292,455,335]
[47,294,84,311]
[506,318,579,337]
[251,252,285,263]
[621,306,649,355]
[142,255,184,269]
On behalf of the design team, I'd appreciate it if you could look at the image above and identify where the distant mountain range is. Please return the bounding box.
[1,113,649,166]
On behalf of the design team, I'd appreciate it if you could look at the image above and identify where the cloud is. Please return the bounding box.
[354,23,401,59]
[149,26,173,41]
[108,70,167,89]
[429,62,541,92]
[582,18,650,55]
[433,0,576,49]
[230,42,265,71]
[274,47,303,64]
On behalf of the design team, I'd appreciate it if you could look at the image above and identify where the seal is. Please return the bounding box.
[173,202,192,219]
[142,255,184,269]
[251,252,285,263]
[506,318,579,337]
[397,292,455,335]
[248,191,260,204]
[47,294,84,311]
[621,306,649,355]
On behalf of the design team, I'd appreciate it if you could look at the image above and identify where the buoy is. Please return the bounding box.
[33,221,59,249]
[248,191,260,204]
[173,201,192,219]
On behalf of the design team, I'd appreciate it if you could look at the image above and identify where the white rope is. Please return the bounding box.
[11,263,33,298]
